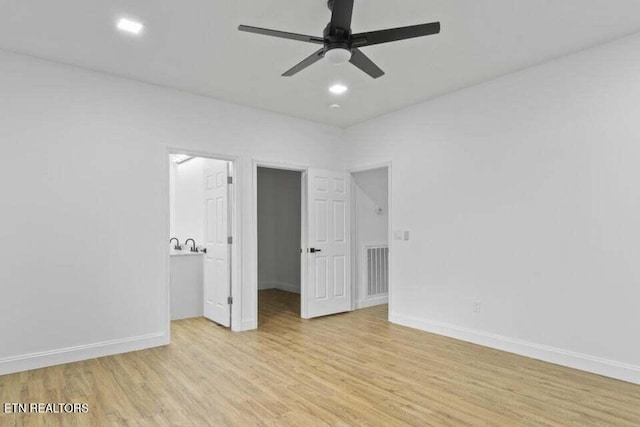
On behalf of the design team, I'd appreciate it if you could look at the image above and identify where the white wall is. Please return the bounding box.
[0,50,344,374]
[352,168,389,307]
[169,162,177,241]
[344,33,640,384]
[171,157,227,248]
[257,167,302,294]
[172,158,206,246]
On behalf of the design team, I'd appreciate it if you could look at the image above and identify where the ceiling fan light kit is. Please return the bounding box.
[325,48,352,64]
[238,0,441,79]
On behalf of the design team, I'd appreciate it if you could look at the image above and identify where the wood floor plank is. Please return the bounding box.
[1,289,639,426]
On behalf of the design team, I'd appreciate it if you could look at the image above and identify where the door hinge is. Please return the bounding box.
[227,296,233,305]
[227,176,233,184]
[227,236,233,244]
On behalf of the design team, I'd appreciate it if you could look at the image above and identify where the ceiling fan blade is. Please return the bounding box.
[282,49,325,77]
[238,25,324,44]
[349,49,385,79]
[352,22,440,47]
[330,0,355,31]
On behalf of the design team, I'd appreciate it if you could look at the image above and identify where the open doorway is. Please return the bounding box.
[351,166,390,316]
[255,163,390,328]
[168,153,234,329]
[256,166,303,325]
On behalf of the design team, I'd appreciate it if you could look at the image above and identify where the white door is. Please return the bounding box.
[303,168,351,318]
[203,161,231,327]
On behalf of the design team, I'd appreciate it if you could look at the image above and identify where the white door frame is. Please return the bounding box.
[347,161,393,319]
[252,159,308,324]
[165,147,242,334]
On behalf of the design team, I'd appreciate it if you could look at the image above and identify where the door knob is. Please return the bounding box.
[308,248,322,253]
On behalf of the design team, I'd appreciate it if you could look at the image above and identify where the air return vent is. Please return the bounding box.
[366,245,388,297]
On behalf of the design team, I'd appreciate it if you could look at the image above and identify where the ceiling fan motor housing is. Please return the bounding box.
[238,0,440,78]
[323,24,351,53]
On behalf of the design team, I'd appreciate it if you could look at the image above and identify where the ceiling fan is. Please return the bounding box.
[238,0,440,79]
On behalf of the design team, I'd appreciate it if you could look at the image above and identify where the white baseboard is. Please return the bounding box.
[259,282,300,294]
[235,318,258,332]
[275,283,300,294]
[389,312,640,385]
[355,295,388,309]
[0,332,168,376]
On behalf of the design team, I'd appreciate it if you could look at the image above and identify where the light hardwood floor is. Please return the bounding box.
[1,289,639,426]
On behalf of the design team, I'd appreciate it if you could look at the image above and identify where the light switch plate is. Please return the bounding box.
[393,230,403,240]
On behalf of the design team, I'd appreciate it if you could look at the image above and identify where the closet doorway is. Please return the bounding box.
[256,166,303,325]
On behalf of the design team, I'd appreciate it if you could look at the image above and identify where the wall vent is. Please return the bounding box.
[366,245,389,297]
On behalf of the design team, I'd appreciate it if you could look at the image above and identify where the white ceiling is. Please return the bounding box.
[2,0,640,127]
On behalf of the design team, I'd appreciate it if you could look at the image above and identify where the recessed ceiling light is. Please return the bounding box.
[117,18,144,35]
[329,84,348,95]
[329,104,341,109]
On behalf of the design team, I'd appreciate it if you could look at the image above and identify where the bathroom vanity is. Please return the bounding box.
[170,251,204,320]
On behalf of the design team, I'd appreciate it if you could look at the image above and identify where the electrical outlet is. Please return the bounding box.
[474,299,481,313]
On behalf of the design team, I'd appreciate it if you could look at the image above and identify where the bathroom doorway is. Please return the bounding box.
[168,152,235,328]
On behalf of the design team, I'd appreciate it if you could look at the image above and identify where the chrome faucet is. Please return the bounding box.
[170,238,181,250]
[185,239,197,252]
